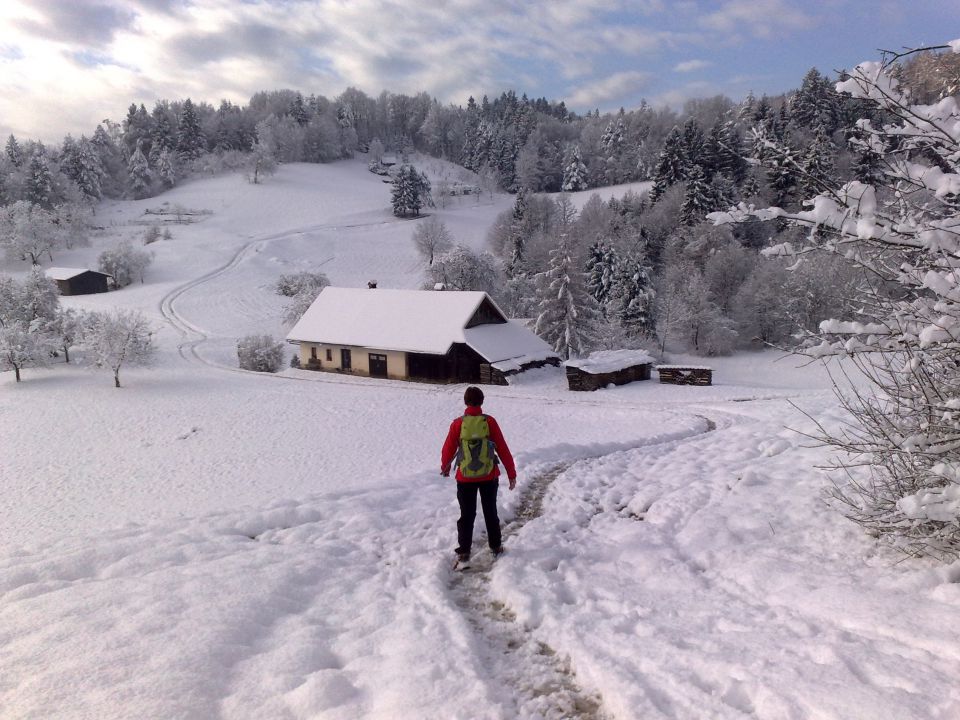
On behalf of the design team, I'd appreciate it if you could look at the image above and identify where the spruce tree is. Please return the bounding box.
[150,103,177,164]
[680,164,716,225]
[177,98,206,161]
[585,240,618,314]
[6,134,24,167]
[25,151,54,208]
[611,252,655,338]
[507,187,528,277]
[800,123,836,197]
[534,233,601,359]
[127,141,151,199]
[649,127,686,202]
[156,148,176,189]
[561,145,588,192]
[74,137,105,201]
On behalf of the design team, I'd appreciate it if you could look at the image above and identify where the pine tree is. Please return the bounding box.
[177,98,206,161]
[25,151,54,208]
[534,233,602,359]
[681,118,705,172]
[507,187,528,276]
[585,240,618,314]
[649,127,686,202]
[6,134,24,167]
[289,93,309,126]
[611,252,655,338]
[799,123,836,197]
[156,148,176,189]
[150,103,177,164]
[561,145,588,192]
[390,165,430,217]
[127,141,151,199]
[74,136,105,201]
[680,164,716,225]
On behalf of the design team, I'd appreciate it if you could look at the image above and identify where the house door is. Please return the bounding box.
[369,353,388,378]
[340,348,352,370]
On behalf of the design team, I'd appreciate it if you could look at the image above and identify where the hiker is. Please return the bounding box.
[440,386,517,563]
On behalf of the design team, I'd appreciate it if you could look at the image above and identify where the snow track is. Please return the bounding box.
[448,418,720,720]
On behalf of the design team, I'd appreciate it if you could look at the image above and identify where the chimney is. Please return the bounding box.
[367,280,377,289]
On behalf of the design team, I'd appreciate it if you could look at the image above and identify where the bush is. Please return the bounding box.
[98,240,154,288]
[237,335,285,373]
[275,271,329,298]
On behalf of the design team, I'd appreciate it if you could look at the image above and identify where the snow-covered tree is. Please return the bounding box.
[247,140,278,184]
[561,145,588,192]
[411,216,453,265]
[25,151,53,208]
[6,134,24,168]
[585,239,618,313]
[177,98,206,161]
[534,233,602,359]
[711,42,960,558]
[611,252,655,338]
[50,307,84,363]
[127,142,151,199]
[275,271,330,298]
[237,334,285,373]
[156,148,176,189]
[649,127,686,202]
[680,165,716,225]
[391,164,431,217]
[82,309,154,387]
[0,201,59,265]
[427,245,500,294]
[98,240,153,288]
[0,322,52,382]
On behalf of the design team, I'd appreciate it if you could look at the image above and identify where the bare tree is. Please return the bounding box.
[411,216,453,265]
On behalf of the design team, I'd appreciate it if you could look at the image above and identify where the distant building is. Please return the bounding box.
[44,268,110,296]
[287,287,559,384]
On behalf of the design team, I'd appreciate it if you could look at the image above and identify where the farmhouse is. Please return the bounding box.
[287,287,559,384]
[44,268,110,296]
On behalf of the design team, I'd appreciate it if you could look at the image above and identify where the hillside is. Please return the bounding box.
[1,160,958,720]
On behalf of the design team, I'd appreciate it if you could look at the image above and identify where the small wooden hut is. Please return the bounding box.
[565,350,655,391]
[44,268,110,296]
[656,365,713,386]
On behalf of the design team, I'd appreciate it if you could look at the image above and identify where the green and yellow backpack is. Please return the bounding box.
[457,414,499,478]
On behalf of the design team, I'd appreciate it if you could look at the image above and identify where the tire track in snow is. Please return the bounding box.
[447,420,720,720]
[158,218,397,371]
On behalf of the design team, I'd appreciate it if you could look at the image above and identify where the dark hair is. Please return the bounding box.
[464,386,484,407]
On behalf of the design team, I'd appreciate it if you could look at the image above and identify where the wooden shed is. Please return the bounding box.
[656,365,713,385]
[44,268,110,296]
[565,350,655,391]
[286,287,559,384]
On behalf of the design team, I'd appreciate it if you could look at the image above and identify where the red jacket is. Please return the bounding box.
[441,405,517,482]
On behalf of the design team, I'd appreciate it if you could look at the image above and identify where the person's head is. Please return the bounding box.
[464,386,484,408]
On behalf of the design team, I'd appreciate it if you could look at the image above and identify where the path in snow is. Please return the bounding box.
[449,415,720,719]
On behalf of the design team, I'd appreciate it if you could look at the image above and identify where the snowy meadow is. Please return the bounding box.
[2,160,959,720]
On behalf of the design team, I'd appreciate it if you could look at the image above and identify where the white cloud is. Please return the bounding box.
[566,71,653,109]
[699,0,816,39]
[674,59,710,73]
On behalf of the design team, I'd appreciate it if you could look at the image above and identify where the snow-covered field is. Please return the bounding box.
[2,160,958,719]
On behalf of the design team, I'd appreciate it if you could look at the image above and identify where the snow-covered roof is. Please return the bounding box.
[565,349,656,374]
[464,321,556,366]
[656,365,713,371]
[287,287,553,362]
[45,267,100,281]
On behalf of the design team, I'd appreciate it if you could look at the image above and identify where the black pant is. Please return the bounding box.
[456,479,501,554]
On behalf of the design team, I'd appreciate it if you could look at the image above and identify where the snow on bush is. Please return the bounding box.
[98,240,154,288]
[237,335,285,373]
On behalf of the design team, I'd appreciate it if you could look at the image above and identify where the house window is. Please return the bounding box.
[340,348,352,370]
[310,346,318,360]
[326,348,332,361]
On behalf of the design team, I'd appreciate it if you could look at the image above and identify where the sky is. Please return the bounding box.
[0,0,956,144]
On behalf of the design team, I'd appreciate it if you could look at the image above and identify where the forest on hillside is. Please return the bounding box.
[2,46,959,362]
